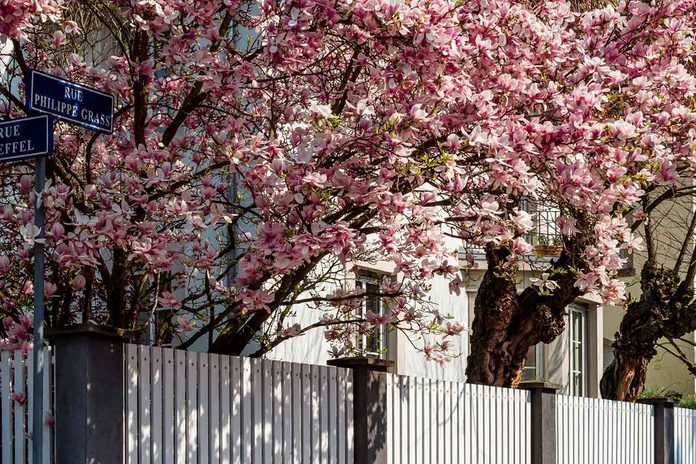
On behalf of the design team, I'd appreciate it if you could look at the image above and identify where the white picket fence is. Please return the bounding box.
[125,344,354,464]
[675,407,696,464]
[556,394,654,464]
[386,374,532,464]
[0,348,52,464]
[4,343,696,464]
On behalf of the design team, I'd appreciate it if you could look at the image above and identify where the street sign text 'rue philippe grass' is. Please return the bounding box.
[27,69,114,133]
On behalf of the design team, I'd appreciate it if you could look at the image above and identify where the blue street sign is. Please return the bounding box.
[0,115,52,163]
[27,69,114,133]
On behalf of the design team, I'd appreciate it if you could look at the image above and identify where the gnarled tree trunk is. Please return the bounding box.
[601,265,696,401]
[466,243,583,387]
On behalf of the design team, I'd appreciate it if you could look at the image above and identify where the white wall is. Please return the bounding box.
[396,274,468,381]
[266,270,469,380]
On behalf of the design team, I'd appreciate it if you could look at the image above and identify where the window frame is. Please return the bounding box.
[355,271,389,359]
[568,305,588,396]
[522,342,545,382]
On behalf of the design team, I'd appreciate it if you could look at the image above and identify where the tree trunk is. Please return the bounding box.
[600,351,650,401]
[465,246,520,386]
[466,244,582,387]
[600,265,692,401]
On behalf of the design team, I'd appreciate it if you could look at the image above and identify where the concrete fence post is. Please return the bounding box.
[638,397,675,464]
[520,381,561,464]
[48,324,127,464]
[328,357,394,464]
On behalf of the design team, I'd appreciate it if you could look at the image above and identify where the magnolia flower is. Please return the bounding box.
[19,175,32,193]
[50,222,65,241]
[557,216,579,236]
[448,275,463,296]
[71,275,86,291]
[410,103,428,121]
[159,291,181,309]
[176,316,195,332]
[44,282,58,299]
[530,273,560,293]
[480,200,500,216]
[20,224,44,246]
[309,103,333,119]
[444,322,466,336]
[281,323,302,338]
[511,209,533,233]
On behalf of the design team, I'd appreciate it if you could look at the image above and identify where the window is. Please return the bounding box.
[355,272,388,359]
[462,198,562,259]
[522,342,545,381]
[569,305,587,396]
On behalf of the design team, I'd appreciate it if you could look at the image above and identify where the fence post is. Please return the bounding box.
[638,397,675,464]
[48,324,127,464]
[520,381,560,464]
[328,357,394,464]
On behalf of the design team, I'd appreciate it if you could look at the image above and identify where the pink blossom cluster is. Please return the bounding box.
[0,314,32,355]
[0,0,694,358]
[0,0,62,41]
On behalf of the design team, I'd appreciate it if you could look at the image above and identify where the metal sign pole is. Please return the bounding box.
[20,69,113,463]
[32,156,46,464]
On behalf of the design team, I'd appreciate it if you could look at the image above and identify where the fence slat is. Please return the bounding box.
[337,367,347,464]
[41,348,50,464]
[174,349,186,464]
[219,355,231,464]
[13,352,25,464]
[198,353,209,464]
[126,345,138,464]
[187,352,199,464]
[272,361,283,463]
[138,345,152,464]
[251,358,263,464]
[319,366,330,464]
[27,353,33,464]
[386,374,394,464]
[209,354,220,464]
[1,350,11,464]
[301,363,312,463]
[151,347,163,464]
[291,362,302,463]
[282,362,293,463]
[231,356,243,464]
[407,376,417,464]
[240,357,252,463]
[162,348,175,464]
[345,369,354,464]
[328,367,338,464]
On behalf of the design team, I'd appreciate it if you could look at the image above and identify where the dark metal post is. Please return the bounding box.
[32,157,46,464]
[49,325,126,464]
[328,357,393,464]
[520,381,560,464]
[638,397,675,464]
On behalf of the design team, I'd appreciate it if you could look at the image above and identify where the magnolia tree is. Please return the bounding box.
[0,0,478,358]
[434,0,696,386]
[602,185,696,401]
[1,0,695,376]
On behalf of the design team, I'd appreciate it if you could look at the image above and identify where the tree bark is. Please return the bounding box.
[600,265,696,401]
